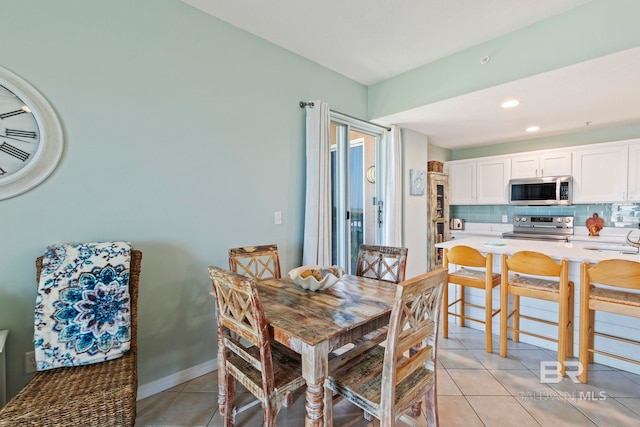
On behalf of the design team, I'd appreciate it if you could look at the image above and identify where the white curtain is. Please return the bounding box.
[302,101,332,265]
[381,125,403,246]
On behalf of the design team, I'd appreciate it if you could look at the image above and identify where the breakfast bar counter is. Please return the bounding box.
[436,236,640,375]
[437,236,640,263]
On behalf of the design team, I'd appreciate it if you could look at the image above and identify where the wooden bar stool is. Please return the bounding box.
[443,246,501,353]
[500,251,574,376]
[579,259,640,383]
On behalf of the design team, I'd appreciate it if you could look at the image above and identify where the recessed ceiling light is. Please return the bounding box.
[501,100,520,108]
[526,126,540,132]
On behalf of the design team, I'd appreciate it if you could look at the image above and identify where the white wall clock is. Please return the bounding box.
[0,66,63,200]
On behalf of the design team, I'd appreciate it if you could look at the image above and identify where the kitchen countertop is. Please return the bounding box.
[436,236,640,264]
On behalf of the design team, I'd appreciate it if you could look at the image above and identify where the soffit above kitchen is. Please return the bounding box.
[180,1,640,149]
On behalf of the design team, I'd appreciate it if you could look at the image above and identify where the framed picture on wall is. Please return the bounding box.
[410,169,426,196]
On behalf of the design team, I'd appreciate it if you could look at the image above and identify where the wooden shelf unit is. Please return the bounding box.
[427,172,450,271]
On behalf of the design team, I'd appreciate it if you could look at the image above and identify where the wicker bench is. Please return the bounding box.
[0,250,142,427]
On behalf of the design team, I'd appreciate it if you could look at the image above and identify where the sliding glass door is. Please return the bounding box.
[330,120,382,273]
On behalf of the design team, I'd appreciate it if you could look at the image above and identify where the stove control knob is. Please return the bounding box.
[557,217,563,223]
[515,217,521,222]
[521,217,527,222]
[565,217,572,223]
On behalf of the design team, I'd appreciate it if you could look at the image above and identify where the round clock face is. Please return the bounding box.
[0,67,63,200]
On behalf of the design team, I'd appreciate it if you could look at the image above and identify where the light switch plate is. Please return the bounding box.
[502,215,508,223]
[274,211,282,225]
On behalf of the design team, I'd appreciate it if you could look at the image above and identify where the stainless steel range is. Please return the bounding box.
[502,215,574,242]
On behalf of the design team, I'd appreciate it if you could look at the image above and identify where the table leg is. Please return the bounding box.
[301,340,329,427]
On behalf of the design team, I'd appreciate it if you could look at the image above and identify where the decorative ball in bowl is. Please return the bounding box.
[289,265,345,291]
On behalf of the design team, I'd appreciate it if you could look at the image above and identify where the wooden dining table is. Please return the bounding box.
[256,274,397,427]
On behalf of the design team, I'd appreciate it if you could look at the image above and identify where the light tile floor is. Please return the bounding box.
[136,323,640,426]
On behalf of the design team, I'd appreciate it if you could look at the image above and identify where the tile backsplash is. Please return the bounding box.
[451,203,640,229]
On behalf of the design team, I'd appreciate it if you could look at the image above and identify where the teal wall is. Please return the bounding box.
[427,143,451,163]
[368,0,640,120]
[370,0,640,161]
[0,0,367,398]
[450,123,640,160]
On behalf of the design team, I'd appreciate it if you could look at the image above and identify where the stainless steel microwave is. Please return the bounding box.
[508,176,572,206]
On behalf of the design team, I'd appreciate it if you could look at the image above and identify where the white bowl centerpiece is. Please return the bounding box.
[289,265,344,291]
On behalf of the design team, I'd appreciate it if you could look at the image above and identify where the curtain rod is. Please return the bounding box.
[299,101,391,132]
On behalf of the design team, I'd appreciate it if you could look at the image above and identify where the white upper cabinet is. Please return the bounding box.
[446,161,476,205]
[446,157,510,205]
[511,150,571,178]
[572,142,630,203]
[447,138,638,205]
[477,158,511,204]
[628,141,640,202]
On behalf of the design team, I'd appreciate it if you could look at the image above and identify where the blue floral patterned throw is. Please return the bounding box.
[34,241,132,371]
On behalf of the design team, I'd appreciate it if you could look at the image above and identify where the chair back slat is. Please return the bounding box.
[397,322,435,356]
[396,345,433,385]
[355,244,408,283]
[445,245,487,268]
[224,338,264,372]
[229,244,281,280]
[586,259,640,289]
[506,250,563,277]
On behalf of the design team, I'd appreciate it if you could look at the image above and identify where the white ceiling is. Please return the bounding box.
[181,0,640,149]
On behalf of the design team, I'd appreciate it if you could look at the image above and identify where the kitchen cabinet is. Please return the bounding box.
[572,142,629,203]
[511,150,571,178]
[446,161,475,204]
[447,138,639,205]
[628,141,640,202]
[476,158,511,204]
[427,172,449,271]
[446,157,510,205]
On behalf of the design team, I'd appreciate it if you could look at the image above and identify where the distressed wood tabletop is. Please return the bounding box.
[256,274,397,427]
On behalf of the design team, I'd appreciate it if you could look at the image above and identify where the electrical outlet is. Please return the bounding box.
[24,351,37,374]
[502,215,508,223]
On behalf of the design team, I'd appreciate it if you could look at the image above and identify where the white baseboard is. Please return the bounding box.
[137,358,218,400]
